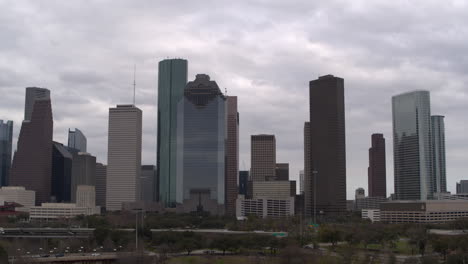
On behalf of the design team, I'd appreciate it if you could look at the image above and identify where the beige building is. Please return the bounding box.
[362,209,381,222]
[252,181,292,199]
[236,195,294,219]
[106,105,142,211]
[251,135,276,181]
[380,200,468,223]
[30,185,100,220]
[0,186,35,212]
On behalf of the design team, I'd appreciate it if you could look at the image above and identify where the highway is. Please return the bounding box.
[0,227,135,238]
[150,228,288,236]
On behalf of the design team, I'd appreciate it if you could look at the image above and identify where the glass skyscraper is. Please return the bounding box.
[392,91,433,200]
[157,59,188,206]
[176,74,226,214]
[0,120,13,187]
[68,128,87,152]
[431,115,446,193]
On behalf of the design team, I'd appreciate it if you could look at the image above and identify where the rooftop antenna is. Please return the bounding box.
[133,64,136,105]
[225,87,228,96]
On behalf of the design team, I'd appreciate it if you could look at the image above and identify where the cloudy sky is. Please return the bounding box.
[1,0,468,198]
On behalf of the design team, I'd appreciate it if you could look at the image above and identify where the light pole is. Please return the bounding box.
[133,208,142,251]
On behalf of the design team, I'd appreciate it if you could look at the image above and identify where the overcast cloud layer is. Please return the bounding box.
[1,0,468,199]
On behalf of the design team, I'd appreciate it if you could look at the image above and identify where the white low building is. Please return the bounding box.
[236,195,294,219]
[0,186,35,212]
[30,185,100,220]
[362,209,380,222]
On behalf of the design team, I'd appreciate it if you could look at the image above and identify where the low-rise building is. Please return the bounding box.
[236,195,294,219]
[30,185,100,220]
[0,186,35,212]
[356,196,388,210]
[380,200,468,224]
[362,209,380,222]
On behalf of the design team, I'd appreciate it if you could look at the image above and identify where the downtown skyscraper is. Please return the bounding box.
[175,74,227,215]
[0,120,13,187]
[10,87,53,204]
[106,104,142,211]
[392,91,433,200]
[307,75,346,215]
[431,115,446,193]
[225,96,239,216]
[68,128,87,152]
[368,134,387,197]
[250,135,276,181]
[157,59,188,207]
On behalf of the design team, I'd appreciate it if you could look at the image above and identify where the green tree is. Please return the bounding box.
[318,225,341,247]
[94,226,110,245]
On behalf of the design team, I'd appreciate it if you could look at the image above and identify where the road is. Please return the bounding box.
[0,227,135,238]
[151,228,288,236]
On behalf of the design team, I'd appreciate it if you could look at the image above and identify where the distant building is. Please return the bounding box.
[299,170,304,194]
[354,188,387,210]
[176,74,226,215]
[251,135,276,181]
[51,142,73,202]
[95,163,107,208]
[236,195,294,219]
[30,185,99,220]
[308,75,347,215]
[140,165,156,202]
[355,188,365,200]
[290,181,297,196]
[392,91,433,200]
[432,115,446,193]
[107,105,142,211]
[238,171,249,196]
[252,181,292,199]
[68,128,87,152]
[362,209,380,222]
[225,96,239,216]
[433,192,468,200]
[0,186,35,212]
[303,122,312,217]
[70,152,96,202]
[295,194,304,216]
[275,163,289,181]
[380,200,468,224]
[157,59,188,207]
[10,87,53,205]
[0,120,13,186]
[368,134,386,197]
[457,180,468,194]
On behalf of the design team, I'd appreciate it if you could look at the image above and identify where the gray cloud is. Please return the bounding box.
[1,0,467,198]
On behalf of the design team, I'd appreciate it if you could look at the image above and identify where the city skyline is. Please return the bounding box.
[1,1,468,199]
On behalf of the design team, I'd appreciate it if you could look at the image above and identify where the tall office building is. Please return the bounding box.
[106,105,142,211]
[239,171,249,196]
[157,58,188,207]
[140,165,156,202]
[303,122,312,217]
[51,142,73,202]
[95,163,107,208]
[10,87,53,205]
[457,180,468,194]
[368,134,387,197]
[225,96,239,216]
[299,170,304,194]
[275,163,289,181]
[308,75,346,215]
[251,135,276,181]
[392,91,433,200]
[432,115,446,193]
[0,120,13,186]
[68,128,87,152]
[24,87,50,121]
[70,152,96,202]
[176,74,226,215]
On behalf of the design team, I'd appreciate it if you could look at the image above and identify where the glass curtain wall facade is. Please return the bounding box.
[392,91,433,200]
[157,59,187,206]
[51,142,73,202]
[68,128,87,152]
[176,74,226,211]
[0,120,13,187]
[431,115,446,193]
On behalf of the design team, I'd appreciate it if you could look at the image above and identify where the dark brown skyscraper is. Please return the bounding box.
[251,135,276,181]
[303,122,312,217]
[275,163,289,181]
[225,96,239,216]
[308,75,346,215]
[368,134,387,197]
[10,88,53,205]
